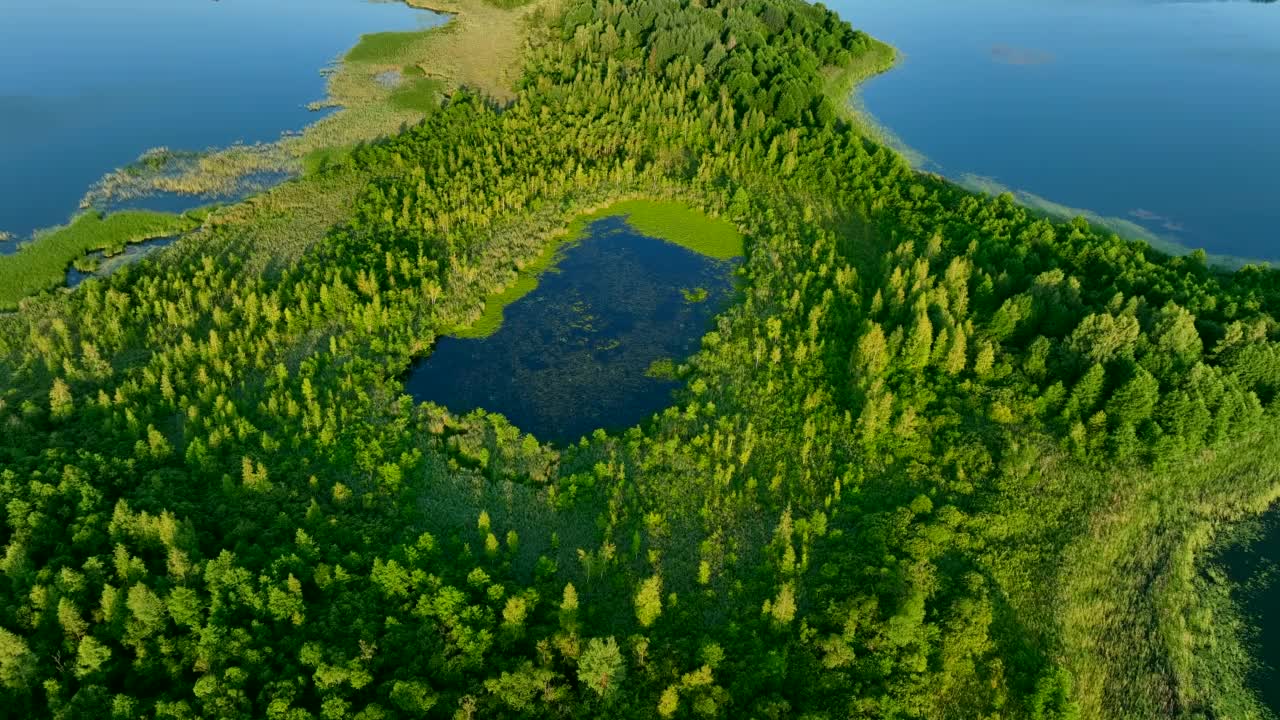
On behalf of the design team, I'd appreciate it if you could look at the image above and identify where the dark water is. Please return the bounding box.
[65,234,177,289]
[826,0,1280,261]
[1221,514,1280,713]
[0,0,445,248]
[405,217,737,444]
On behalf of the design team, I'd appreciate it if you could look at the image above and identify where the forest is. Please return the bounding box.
[2,0,1280,718]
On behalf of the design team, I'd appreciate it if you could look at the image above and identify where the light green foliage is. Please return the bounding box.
[658,685,680,717]
[578,637,625,698]
[768,582,797,626]
[1068,312,1141,366]
[484,662,561,710]
[48,378,73,420]
[74,636,111,678]
[0,628,37,690]
[634,574,663,628]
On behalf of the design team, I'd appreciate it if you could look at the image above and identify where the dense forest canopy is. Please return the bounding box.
[2,0,1279,719]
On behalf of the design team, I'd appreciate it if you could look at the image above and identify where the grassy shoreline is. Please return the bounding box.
[450,199,743,339]
[1047,427,1280,719]
[825,22,1279,717]
[0,0,551,310]
[0,211,199,310]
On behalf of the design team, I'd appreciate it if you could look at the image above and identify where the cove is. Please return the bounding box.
[0,0,447,248]
[404,215,739,445]
[65,234,177,290]
[825,0,1280,263]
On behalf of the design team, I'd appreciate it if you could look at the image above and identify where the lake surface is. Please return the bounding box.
[0,0,445,250]
[405,217,737,444]
[825,0,1280,262]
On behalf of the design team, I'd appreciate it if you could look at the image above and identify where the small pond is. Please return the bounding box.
[405,216,738,444]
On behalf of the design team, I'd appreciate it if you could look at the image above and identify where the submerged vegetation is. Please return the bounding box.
[1,2,1279,720]
[453,201,742,338]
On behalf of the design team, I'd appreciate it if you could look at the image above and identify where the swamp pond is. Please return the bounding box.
[405,216,738,445]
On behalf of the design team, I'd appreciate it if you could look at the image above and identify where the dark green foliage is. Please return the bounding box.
[1,0,1278,718]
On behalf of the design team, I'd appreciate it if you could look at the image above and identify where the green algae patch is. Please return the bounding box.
[568,199,744,260]
[0,210,198,310]
[448,199,742,339]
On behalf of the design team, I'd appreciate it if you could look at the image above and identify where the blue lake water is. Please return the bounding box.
[0,0,445,250]
[406,217,738,445]
[825,0,1280,262]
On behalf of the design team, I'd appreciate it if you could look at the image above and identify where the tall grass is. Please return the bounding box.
[1047,426,1280,719]
[345,30,430,64]
[390,77,446,112]
[0,211,197,310]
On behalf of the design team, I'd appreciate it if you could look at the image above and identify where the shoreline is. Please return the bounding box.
[0,0,546,309]
[834,31,1271,271]
[834,21,1278,716]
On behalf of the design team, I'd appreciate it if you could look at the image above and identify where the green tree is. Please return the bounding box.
[635,575,663,628]
[485,662,561,712]
[578,637,625,699]
[903,300,934,370]
[49,378,73,420]
[1068,313,1140,365]
[74,635,112,678]
[0,627,36,690]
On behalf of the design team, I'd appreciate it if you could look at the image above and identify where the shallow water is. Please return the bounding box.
[826,0,1280,261]
[65,234,177,289]
[0,0,446,248]
[405,217,737,444]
